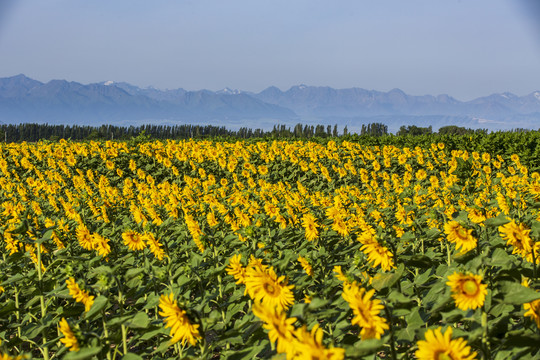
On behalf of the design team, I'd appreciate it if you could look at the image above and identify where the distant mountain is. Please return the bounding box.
[0,74,539,132]
[0,75,296,126]
[253,84,540,118]
[252,85,540,131]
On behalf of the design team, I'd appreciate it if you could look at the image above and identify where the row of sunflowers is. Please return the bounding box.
[0,138,539,359]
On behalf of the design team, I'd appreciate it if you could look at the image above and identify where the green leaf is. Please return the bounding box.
[404,255,434,269]
[504,330,540,348]
[289,303,307,319]
[1,273,24,285]
[64,346,103,360]
[484,214,510,227]
[122,353,144,360]
[126,312,150,329]
[406,308,424,329]
[36,229,54,244]
[346,338,385,357]
[143,293,160,309]
[85,295,108,319]
[307,298,329,310]
[387,290,414,306]
[499,282,540,304]
[125,267,145,279]
[371,263,404,291]
[488,248,514,267]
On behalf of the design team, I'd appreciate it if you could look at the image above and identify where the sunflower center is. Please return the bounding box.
[264,282,278,296]
[456,227,468,239]
[463,280,478,295]
[436,351,453,360]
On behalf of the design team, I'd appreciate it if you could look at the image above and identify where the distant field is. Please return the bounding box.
[0,137,539,359]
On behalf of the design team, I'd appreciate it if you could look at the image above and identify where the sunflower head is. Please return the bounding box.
[446,272,488,311]
[416,327,477,360]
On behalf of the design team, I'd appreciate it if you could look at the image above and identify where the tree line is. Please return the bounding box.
[0,122,530,143]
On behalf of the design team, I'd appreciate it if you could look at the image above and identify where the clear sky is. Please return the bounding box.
[0,0,539,100]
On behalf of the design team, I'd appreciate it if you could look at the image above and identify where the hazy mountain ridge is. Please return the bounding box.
[0,74,538,132]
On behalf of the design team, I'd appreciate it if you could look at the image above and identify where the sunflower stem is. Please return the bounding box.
[121,324,128,354]
[531,242,537,280]
[102,310,112,360]
[14,286,22,338]
[37,243,50,360]
[383,305,397,360]
[481,309,490,360]
[117,286,128,355]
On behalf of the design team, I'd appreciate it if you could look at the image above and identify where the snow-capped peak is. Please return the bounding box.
[534,91,540,100]
[104,80,114,86]
[218,87,240,95]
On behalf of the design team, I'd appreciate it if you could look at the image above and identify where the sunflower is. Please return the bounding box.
[76,224,95,251]
[122,230,145,251]
[360,240,395,271]
[226,254,246,284]
[446,272,487,311]
[252,303,297,355]
[415,327,477,360]
[130,203,147,225]
[341,282,389,340]
[244,265,295,312]
[66,277,95,312]
[524,297,540,329]
[521,280,540,329]
[331,217,350,237]
[499,220,532,257]
[444,221,477,253]
[467,208,486,224]
[297,256,313,277]
[59,318,80,352]
[333,266,349,284]
[158,293,201,346]
[92,233,111,257]
[143,232,165,260]
[529,182,540,199]
[292,324,345,360]
[206,211,218,227]
[301,213,319,241]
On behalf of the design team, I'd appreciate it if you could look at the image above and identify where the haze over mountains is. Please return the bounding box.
[1,74,539,133]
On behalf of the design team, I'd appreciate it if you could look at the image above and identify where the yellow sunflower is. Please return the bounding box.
[244,265,295,312]
[122,230,145,251]
[446,272,487,311]
[92,233,111,257]
[341,282,389,340]
[524,297,540,329]
[499,220,532,257]
[331,217,350,237]
[333,265,350,284]
[252,303,297,355]
[415,327,477,360]
[301,213,319,241]
[444,221,477,253]
[292,324,345,360]
[59,318,80,352]
[226,254,246,284]
[297,256,313,277]
[158,293,201,346]
[360,240,395,271]
[66,277,95,312]
[76,224,95,251]
[142,232,165,260]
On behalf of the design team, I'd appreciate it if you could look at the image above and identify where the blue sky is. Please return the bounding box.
[0,0,539,100]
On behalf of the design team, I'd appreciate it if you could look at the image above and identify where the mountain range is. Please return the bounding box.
[1,74,539,133]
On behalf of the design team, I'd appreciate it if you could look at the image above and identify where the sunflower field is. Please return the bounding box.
[0,136,539,359]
